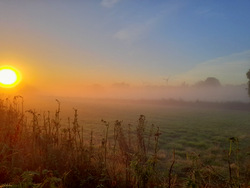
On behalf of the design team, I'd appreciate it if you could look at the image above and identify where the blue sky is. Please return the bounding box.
[0,0,250,93]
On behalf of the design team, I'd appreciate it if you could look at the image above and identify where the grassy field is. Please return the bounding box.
[0,96,249,187]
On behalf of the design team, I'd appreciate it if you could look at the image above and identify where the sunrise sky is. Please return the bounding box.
[0,0,250,99]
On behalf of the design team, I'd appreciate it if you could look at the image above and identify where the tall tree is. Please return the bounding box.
[247,69,250,97]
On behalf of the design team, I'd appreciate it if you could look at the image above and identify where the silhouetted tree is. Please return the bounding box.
[205,77,221,87]
[195,77,221,87]
[247,69,250,97]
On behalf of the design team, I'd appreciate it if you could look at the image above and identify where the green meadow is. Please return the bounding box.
[0,97,249,187]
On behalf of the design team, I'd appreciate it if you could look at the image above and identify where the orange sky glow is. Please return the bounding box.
[0,1,249,102]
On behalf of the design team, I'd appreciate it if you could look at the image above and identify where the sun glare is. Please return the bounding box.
[0,66,21,88]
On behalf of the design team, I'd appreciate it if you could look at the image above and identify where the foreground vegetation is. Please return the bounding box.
[0,96,249,187]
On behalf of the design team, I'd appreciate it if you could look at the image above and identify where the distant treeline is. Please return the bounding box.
[102,98,250,111]
[160,99,250,111]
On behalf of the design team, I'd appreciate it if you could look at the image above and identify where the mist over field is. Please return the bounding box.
[11,82,249,102]
[82,83,249,102]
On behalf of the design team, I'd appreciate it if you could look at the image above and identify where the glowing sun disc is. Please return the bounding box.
[0,67,20,88]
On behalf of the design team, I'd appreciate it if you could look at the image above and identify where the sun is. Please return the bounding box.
[0,66,21,88]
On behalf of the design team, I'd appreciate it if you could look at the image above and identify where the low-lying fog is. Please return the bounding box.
[2,83,249,103]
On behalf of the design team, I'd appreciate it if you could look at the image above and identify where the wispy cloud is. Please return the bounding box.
[195,8,212,15]
[174,50,250,85]
[101,0,120,8]
[114,23,150,44]
[113,13,162,44]
[113,1,183,44]
[195,7,225,19]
